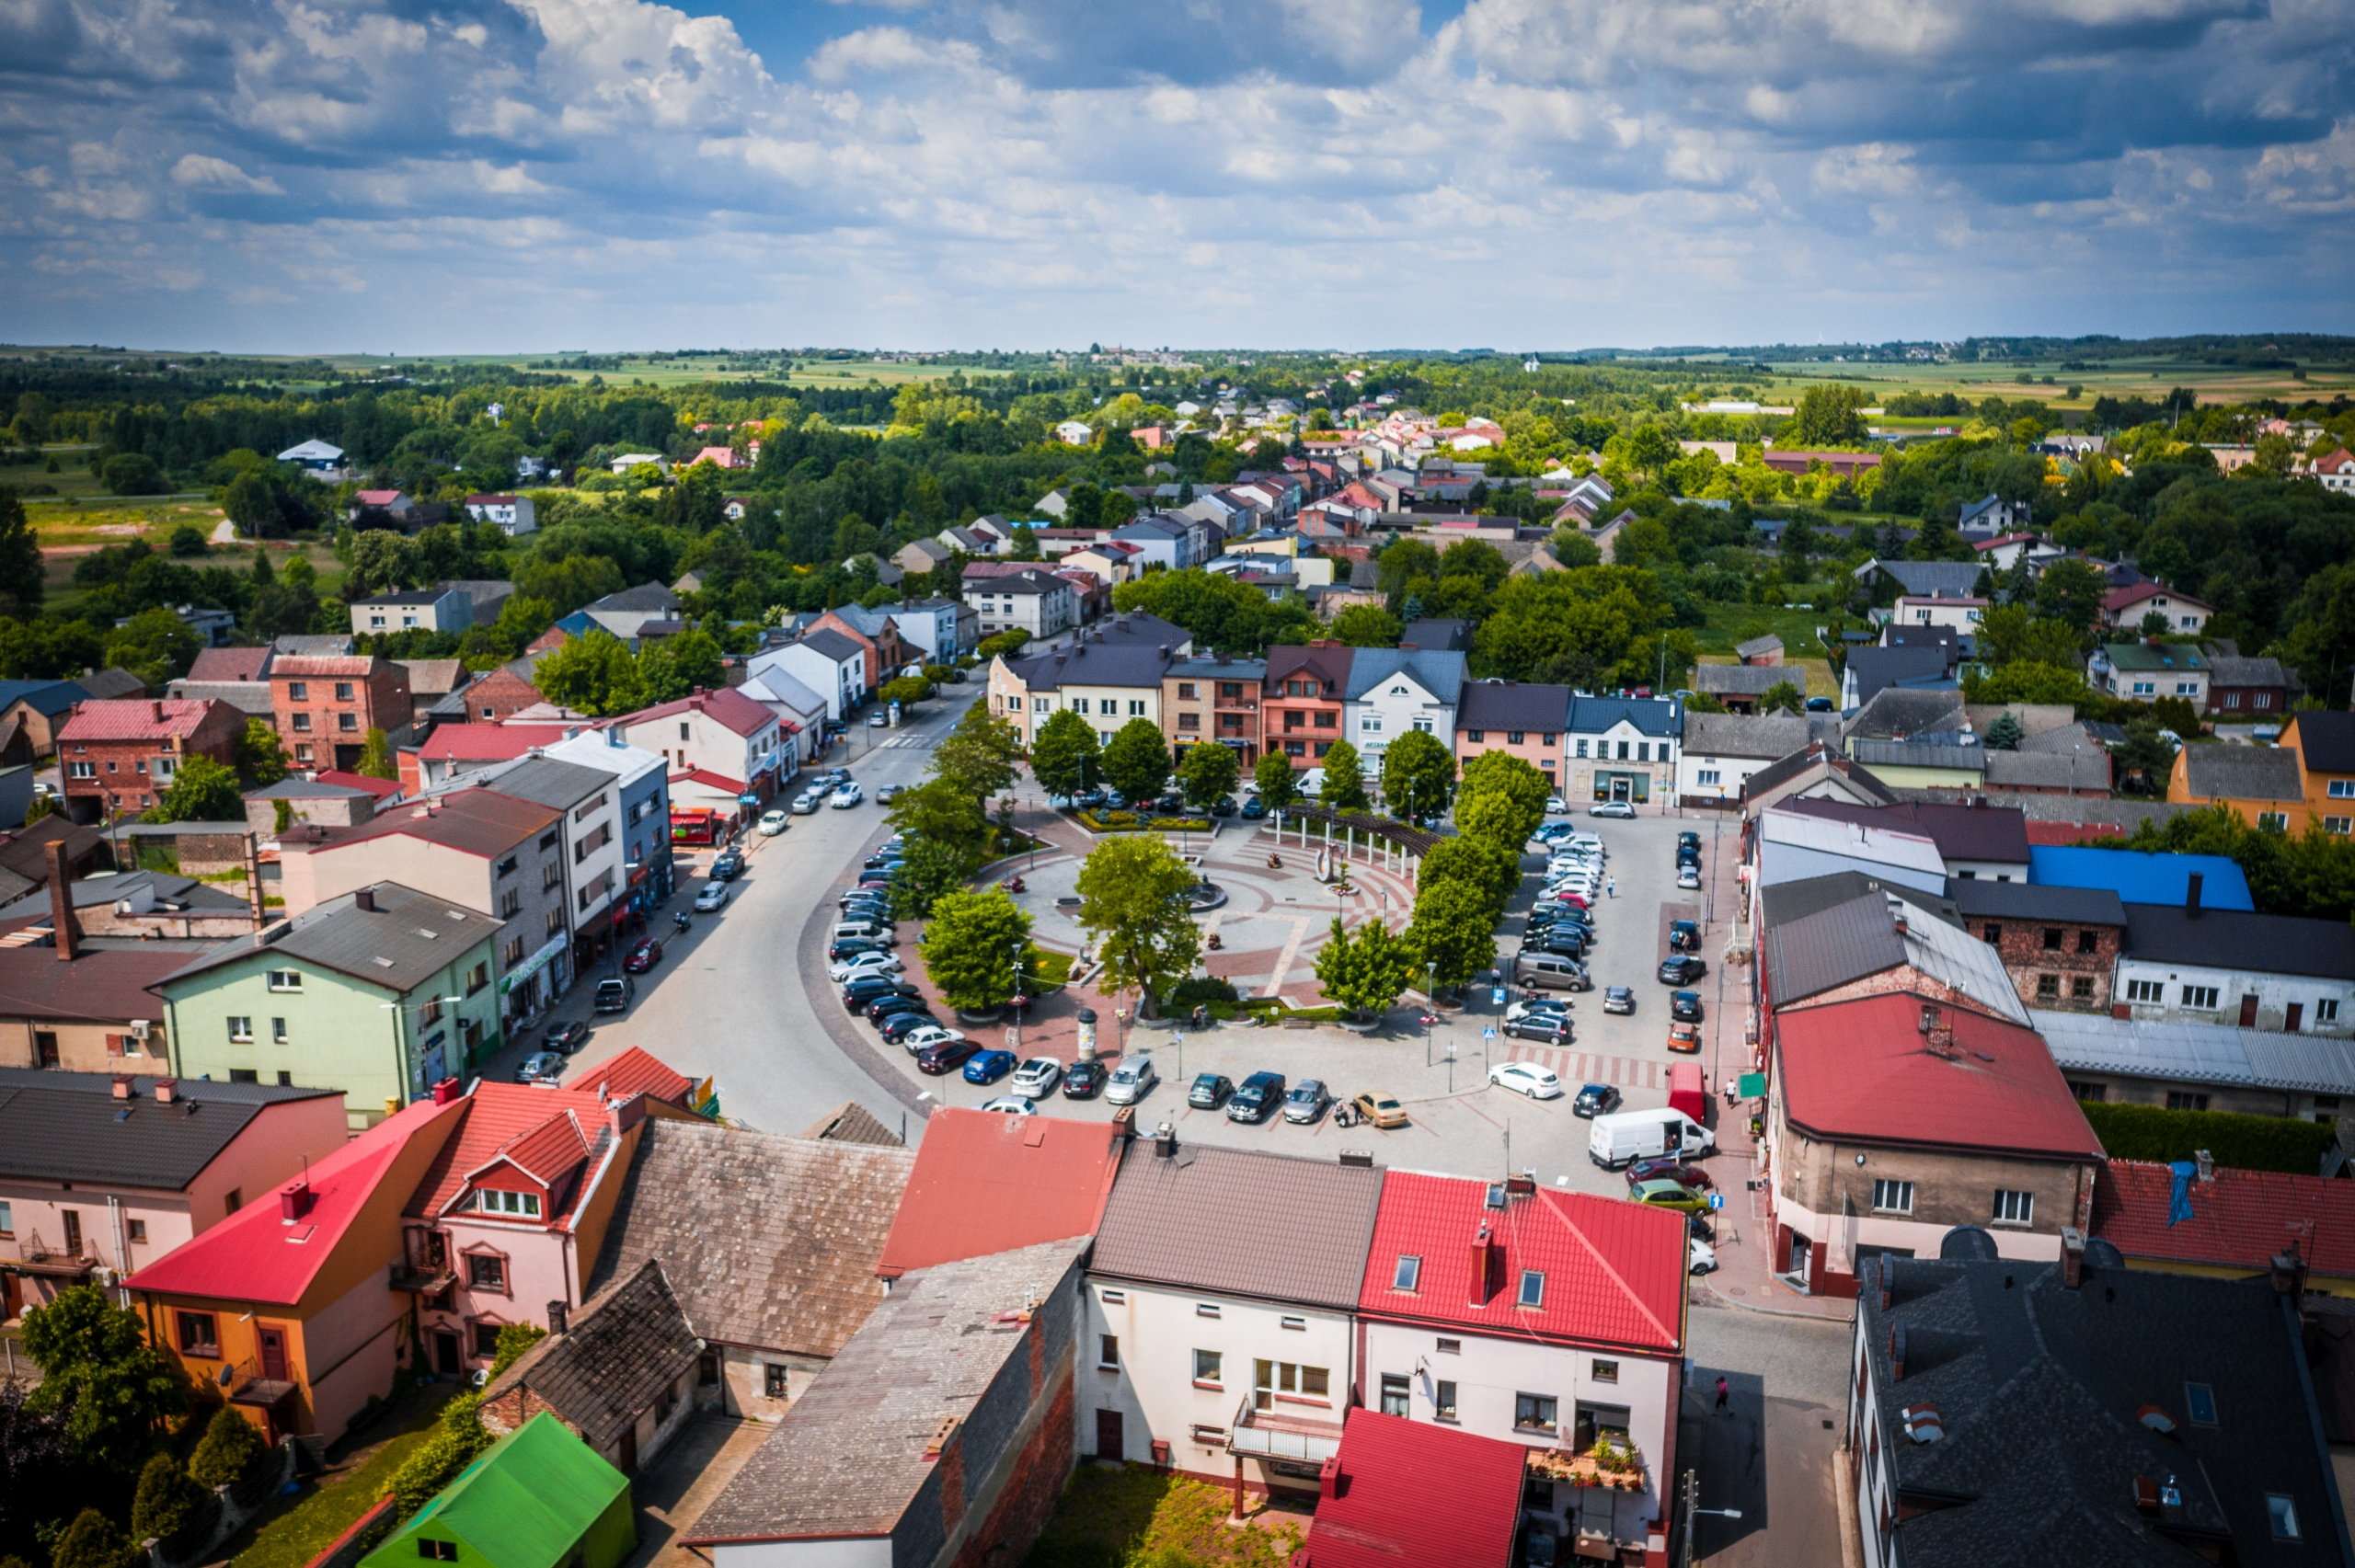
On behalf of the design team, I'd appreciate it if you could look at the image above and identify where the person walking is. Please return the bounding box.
[1714,1377,1730,1415]
[1607,876,1617,899]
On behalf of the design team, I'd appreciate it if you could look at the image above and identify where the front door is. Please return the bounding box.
[258,1327,288,1382]
[1613,776,1631,801]
[2287,1002,2304,1034]
[1095,1409,1123,1461]
[1788,1229,1812,1288]
[435,1333,461,1377]
[2240,994,2259,1027]
[617,1423,638,1473]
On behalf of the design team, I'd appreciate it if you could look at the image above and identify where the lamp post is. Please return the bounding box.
[1009,944,1028,1057]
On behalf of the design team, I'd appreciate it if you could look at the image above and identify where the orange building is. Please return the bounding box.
[2167,710,2355,835]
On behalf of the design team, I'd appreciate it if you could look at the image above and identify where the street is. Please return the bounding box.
[1680,1304,1853,1567]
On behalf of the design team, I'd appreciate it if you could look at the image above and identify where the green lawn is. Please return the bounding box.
[231,1389,454,1568]
[1022,1464,1305,1568]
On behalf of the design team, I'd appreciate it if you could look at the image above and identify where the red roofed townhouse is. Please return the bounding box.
[453,661,549,726]
[271,655,410,773]
[873,1107,1120,1281]
[405,722,572,795]
[1292,1409,1531,1568]
[577,1043,700,1113]
[1356,1171,1687,1567]
[2101,579,2211,635]
[1764,993,2106,1301]
[57,698,244,824]
[604,686,787,822]
[2090,1159,2355,1296]
[125,1092,471,1442]
[2313,446,2355,495]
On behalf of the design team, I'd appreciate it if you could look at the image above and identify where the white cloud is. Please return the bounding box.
[170,155,284,194]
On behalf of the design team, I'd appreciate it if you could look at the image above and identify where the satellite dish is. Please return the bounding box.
[2084,1237,2127,1271]
[1940,1225,2000,1261]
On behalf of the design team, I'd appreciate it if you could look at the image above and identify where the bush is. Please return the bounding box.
[383,1394,491,1519]
[51,1511,132,1568]
[99,454,167,497]
[132,1452,209,1542]
[1166,976,1239,1007]
[2080,1101,2336,1174]
[487,1322,546,1382]
[187,1403,269,1489]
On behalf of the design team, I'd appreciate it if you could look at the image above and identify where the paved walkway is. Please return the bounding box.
[619,1414,770,1568]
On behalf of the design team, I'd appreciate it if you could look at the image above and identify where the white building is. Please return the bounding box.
[734,661,832,764]
[1565,694,1682,807]
[2113,899,2355,1036]
[1340,647,1465,768]
[350,588,470,636]
[1675,712,1812,804]
[605,686,789,818]
[277,439,352,481]
[1055,420,1093,445]
[447,754,629,952]
[1890,594,1984,633]
[462,493,538,536]
[964,568,1079,643]
[752,632,866,723]
[608,453,671,475]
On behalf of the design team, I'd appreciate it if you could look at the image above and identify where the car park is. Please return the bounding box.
[515,1050,565,1084]
[916,1039,981,1075]
[1591,801,1637,819]
[593,977,633,1013]
[1188,1073,1235,1109]
[843,976,916,1009]
[979,1095,1035,1115]
[1671,991,1704,1023]
[867,993,931,1024]
[1282,1080,1332,1124]
[1226,1071,1285,1122]
[757,809,791,836]
[1658,955,1706,985]
[1572,1083,1622,1118]
[1105,1059,1159,1104]
[1530,931,1588,960]
[623,937,662,973]
[1011,1058,1063,1097]
[694,882,729,912]
[1667,1022,1700,1054]
[1626,1159,1714,1190]
[1488,1062,1564,1100]
[1630,1178,1709,1216]
[542,1021,590,1055]
[1602,987,1636,1015]
[1061,1059,1108,1099]
[1352,1091,1408,1128]
[832,784,864,808]
[1504,1013,1573,1044]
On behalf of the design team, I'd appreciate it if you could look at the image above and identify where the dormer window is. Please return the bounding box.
[473,1189,541,1218]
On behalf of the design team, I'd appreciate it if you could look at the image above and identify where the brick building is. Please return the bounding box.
[56,698,245,822]
[1160,656,1265,765]
[270,656,410,772]
[1263,643,1353,766]
[1945,878,2125,1013]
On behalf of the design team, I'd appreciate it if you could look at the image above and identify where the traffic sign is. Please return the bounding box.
[1491,988,1507,1006]
[1707,1192,1724,1210]
[1483,1026,1496,1041]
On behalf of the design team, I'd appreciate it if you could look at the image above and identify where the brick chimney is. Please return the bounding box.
[2060,1227,2085,1290]
[1918,1003,1954,1057]
[546,1300,569,1336]
[2272,1242,2309,1298]
[1468,1224,1495,1306]
[151,700,165,723]
[154,1078,177,1104]
[111,1073,132,1098]
[352,887,375,913]
[46,838,78,963]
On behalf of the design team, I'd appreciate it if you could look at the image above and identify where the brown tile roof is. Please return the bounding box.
[57,698,225,742]
[1091,1139,1384,1311]
[271,656,385,678]
[0,818,104,885]
[798,1101,903,1146]
[480,1257,703,1451]
[318,789,560,859]
[0,946,186,1024]
[587,1116,914,1358]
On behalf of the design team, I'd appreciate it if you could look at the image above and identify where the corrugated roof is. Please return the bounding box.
[420,725,572,762]
[2121,901,2355,981]
[1091,1140,1383,1310]
[480,1259,703,1452]
[157,883,505,996]
[1946,878,2125,925]
[1761,872,1959,933]
[476,756,610,810]
[368,1413,627,1568]
[2028,846,2254,910]
[2180,744,2303,803]
[2029,1007,2355,1095]
[1455,681,1569,732]
[2091,1160,2355,1277]
[1983,750,2111,791]
[1299,1410,1527,1568]
[1759,807,1948,882]
[876,1108,1120,1279]
[1765,895,1909,1006]
[0,1069,340,1188]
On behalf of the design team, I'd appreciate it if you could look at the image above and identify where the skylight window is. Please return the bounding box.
[1518,1270,1545,1308]
[1393,1255,1420,1292]
[2185,1383,2218,1426]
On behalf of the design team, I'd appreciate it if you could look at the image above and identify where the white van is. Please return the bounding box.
[832,920,895,945]
[1587,1107,1715,1169]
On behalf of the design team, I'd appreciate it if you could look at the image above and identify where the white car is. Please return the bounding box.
[829,954,903,983]
[1104,1059,1159,1105]
[694,883,729,912]
[980,1095,1036,1115]
[1544,795,1568,814]
[1009,1057,1063,1097]
[1591,801,1637,819]
[1677,866,1702,890]
[515,1051,566,1085]
[831,783,864,808]
[791,792,821,815]
[1689,1237,1717,1275]
[901,1024,967,1055]
[1489,1061,1564,1100]
[1505,999,1573,1024]
[757,809,791,836]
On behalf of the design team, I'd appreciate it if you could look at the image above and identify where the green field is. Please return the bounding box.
[1752,354,2354,410]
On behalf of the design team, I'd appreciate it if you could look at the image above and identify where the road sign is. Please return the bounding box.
[1737,1071,1766,1099]
[1491,988,1507,1006]
[1483,1027,1496,1041]
[1707,1192,1724,1211]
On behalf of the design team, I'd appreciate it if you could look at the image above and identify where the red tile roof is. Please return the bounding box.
[419,725,572,762]
[188,647,272,682]
[125,1095,467,1304]
[272,656,385,678]
[1296,1409,1527,1568]
[2090,1159,2355,1277]
[873,1108,1120,1279]
[618,686,775,739]
[405,1082,608,1220]
[315,769,400,800]
[583,1045,694,1106]
[1357,1171,1685,1354]
[1775,992,2104,1161]
[2025,819,2126,845]
[669,767,747,795]
[487,1109,592,1188]
[2103,581,2210,613]
[58,698,225,743]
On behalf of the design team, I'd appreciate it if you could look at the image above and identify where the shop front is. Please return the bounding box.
[1592,770,1652,804]
[500,934,570,1036]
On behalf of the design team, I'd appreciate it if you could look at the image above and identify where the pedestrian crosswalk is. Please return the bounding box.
[1501,1042,1676,1091]
[869,733,936,750]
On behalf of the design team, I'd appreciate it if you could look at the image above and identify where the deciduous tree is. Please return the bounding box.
[1074,836,1200,1016]
[1316,738,1370,813]
[1313,917,1419,1021]
[233,718,288,787]
[933,703,1024,800]
[1378,729,1454,821]
[1253,751,1298,812]
[1455,750,1550,848]
[1758,680,1803,715]
[1028,708,1100,799]
[1405,876,1498,992]
[1177,740,1239,811]
[20,1285,184,1474]
[139,756,243,824]
[921,890,1038,1013]
[1101,717,1173,803]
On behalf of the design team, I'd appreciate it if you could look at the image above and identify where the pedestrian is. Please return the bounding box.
[1607,876,1617,899]
[1715,1377,1729,1415]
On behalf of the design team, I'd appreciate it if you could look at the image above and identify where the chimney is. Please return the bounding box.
[352,887,375,913]
[46,839,78,963]
[245,832,266,931]
[2060,1227,2085,1290]
[2196,1149,2214,1184]
[430,1077,462,1105]
[1918,1004,1954,1057]
[2185,873,2202,921]
[2272,1242,2310,1298]
[154,1078,177,1104]
[1153,1122,1178,1159]
[111,1073,132,1099]
[279,1178,313,1222]
[1889,1320,1907,1381]
[1318,1455,1342,1501]
[1468,1224,1495,1306]
[608,1091,647,1137]
[1893,912,1908,937]
[546,1300,569,1336]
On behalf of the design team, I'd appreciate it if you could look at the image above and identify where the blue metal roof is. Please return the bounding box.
[2028,847,2253,910]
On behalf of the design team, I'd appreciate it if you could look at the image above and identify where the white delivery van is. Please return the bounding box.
[1587,1107,1715,1169]
[832,920,895,944]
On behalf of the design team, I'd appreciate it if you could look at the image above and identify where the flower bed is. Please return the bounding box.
[1075,809,1213,834]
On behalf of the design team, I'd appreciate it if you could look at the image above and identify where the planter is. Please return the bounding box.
[1337,1013,1384,1035]
[955,1004,1010,1024]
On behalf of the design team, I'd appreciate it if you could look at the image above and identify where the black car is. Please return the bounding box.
[592,976,633,1013]
[1531,913,1594,938]
[1675,846,1701,868]
[543,1020,590,1055]
[1671,990,1704,1023]
[710,850,745,881]
[1154,793,1186,815]
[1188,1073,1235,1109]
[1658,955,1706,985]
[830,938,890,964]
[1227,1070,1285,1123]
[866,994,931,1024]
[1062,1059,1108,1099]
[864,853,905,873]
[1573,1082,1622,1117]
[1668,920,1700,951]
[843,976,917,1009]
[1534,931,1589,958]
[916,1038,981,1075]
[1208,798,1236,818]
[1504,1014,1572,1044]
[1676,831,1700,850]
[878,1010,942,1043]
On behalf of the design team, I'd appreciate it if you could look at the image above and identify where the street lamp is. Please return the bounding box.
[1009,944,1028,1056]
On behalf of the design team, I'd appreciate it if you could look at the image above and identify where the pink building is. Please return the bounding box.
[1453,681,1572,793]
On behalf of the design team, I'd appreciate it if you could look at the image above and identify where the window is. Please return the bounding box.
[1380,1374,1409,1416]
[2262,812,2292,832]
[2269,1495,2303,1540]
[1032,696,1049,713]
[418,1540,457,1562]
[1592,1359,1619,1383]
[465,962,489,996]
[224,1188,241,1212]
[1393,1254,1420,1291]
[291,713,312,732]
[227,1016,252,1043]
[271,1017,288,1045]
[764,1363,790,1399]
[2167,1092,2211,1113]
[1466,729,1484,743]
[476,1189,541,1217]
[2181,984,2220,1010]
[1871,1179,1914,1214]
[277,1071,292,1086]
[2328,818,2354,835]
[0,1200,9,1236]
[466,1254,506,1289]
[1280,1315,1305,1331]
[1194,1349,1223,1386]
[1697,770,1720,786]
[287,681,307,700]
[2131,680,2154,695]
[2185,1383,2217,1425]
[1362,716,1381,734]
[228,1069,258,1083]
[1415,717,1433,733]
[267,970,302,992]
[1575,738,1589,758]
[67,761,93,779]
[546,910,565,937]
[335,714,355,732]
[2076,929,2099,954]
[2319,1000,2341,1023]
[2071,976,2095,1000]
[1637,742,1651,762]
[1507,730,1524,745]
[472,1322,501,1357]
[1177,683,1197,700]
[1315,712,1336,728]
[1129,701,1145,716]
[2126,979,2164,1003]
[1434,1379,1457,1419]
[177,1311,218,1354]
[119,1217,145,1246]
[1616,740,1630,761]
[1098,1334,1119,1369]
[294,745,313,762]
[2040,928,2063,951]
[1991,1189,2034,1225]
[1071,698,1090,715]
[2332,780,2355,799]
[1099,1289,1125,1305]
[1514,1392,1558,1433]
[2176,681,2199,697]
[2037,974,2061,999]
[1517,1269,1545,1308]
[1178,714,1200,730]
[1982,922,2002,944]
[2256,692,2273,708]
[1195,1302,1221,1319]
[501,890,523,919]
[1435,1337,1460,1355]
[1252,1361,1328,1406]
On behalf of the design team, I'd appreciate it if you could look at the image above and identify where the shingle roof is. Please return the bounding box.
[481,1258,703,1451]
[0,679,90,718]
[2121,901,2355,980]
[2294,710,2355,773]
[797,1101,903,1146]
[875,1107,1120,1279]
[1091,1139,1384,1311]
[1759,872,1959,933]
[1869,560,1984,599]
[1738,742,1900,807]
[794,627,865,663]
[1004,642,1174,692]
[2179,745,2303,802]
[1455,681,1569,732]
[0,1068,341,1188]
[1853,738,1986,773]
[156,883,505,996]
[1303,1411,1529,1568]
[1844,680,1965,736]
[0,870,248,924]
[1693,664,1783,697]
[1566,693,1679,738]
[1397,619,1466,651]
[56,698,225,742]
[0,944,190,1024]
[1340,647,1466,706]
[1784,797,2032,865]
[586,583,681,614]
[589,1116,913,1358]
[1946,879,2124,925]
[2206,654,2290,689]
[1683,710,1809,761]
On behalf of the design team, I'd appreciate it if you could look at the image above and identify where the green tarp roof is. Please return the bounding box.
[373,1413,628,1568]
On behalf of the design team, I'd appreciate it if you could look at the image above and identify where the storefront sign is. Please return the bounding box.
[499,933,568,994]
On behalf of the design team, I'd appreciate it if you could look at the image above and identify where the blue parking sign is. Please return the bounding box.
[1491,988,1506,1006]
[1707,1192,1724,1210]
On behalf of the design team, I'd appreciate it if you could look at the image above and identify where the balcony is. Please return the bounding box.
[389,1262,455,1295]
[1526,1434,1648,1493]
[1227,1396,1344,1465]
[6,1233,96,1279]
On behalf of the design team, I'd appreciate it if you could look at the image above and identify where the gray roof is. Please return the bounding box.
[354,589,457,607]
[1397,619,1467,651]
[247,778,374,801]
[1739,742,1900,807]
[588,1116,914,1359]
[1005,641,1172,692]
[2016,723,2108,758]
[2032,1008,2355,1096]
[1733,633,1784,659]
[470,755,612,811]
[1456,681,1570,732]
[155,883,504,996]
[1683,711,1809,761]
[1983,750,2111,791]
[587,583,682,615]
[796,627,866,662]
[688,1236,1088,1544]
[2204,655,2289,688]
[1845,662,1963,721]
[0,1068,342,1189]
[2122,902,2355,980]
[0,871,249,923]
[797,1101,903,1146]
[972,569,1074,597]
[273,634,353,657]
[2178,745,2303,803]
[1760,872,1959,933]
[1567,693,1680,738]
[1865,560,1985,599]
[1853,738,1986,773]
[1767,886,2028,1022]
[1784,797,2033,867]
[482,1257,702,1451]
[1341,647,1466,705]
[1091,1139,1384,1311]
[166,680,279,718]
[1693,664,1783,697]
[1947,879,2125,925]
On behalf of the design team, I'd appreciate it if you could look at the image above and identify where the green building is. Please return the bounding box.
[361,1413,634,1568]
[155,883,509,1129]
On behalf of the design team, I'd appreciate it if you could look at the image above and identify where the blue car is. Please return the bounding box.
[963,1048,1017,1085]
[1239,797,1267,819]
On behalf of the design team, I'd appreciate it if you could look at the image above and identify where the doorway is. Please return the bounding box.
[258,1327,288,1382]
[61,1209,81,1256]
[1095,1409,1124,1461]
[618,1423,638,1472]
[1786,1229,1813,1290]
[34,1032,57,1068]
[434,1333,461,1377]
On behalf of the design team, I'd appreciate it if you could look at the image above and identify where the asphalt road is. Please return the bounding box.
[1680,1304,1854,1567]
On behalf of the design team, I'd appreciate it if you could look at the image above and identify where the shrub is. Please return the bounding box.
[384,1394,491,1519]
[1166,976,1239,1007]
[50,1511,132,1568]
[487,1322,546,1381]
[188,1403,269,1488]
[132,1452,209,1542]
[2080,1101,2336,1174]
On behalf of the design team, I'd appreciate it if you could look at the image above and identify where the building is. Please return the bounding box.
[1946,879,2126,1013]
[1738,742,1900,818]
[965,567,1080,643]
[1398,618,1468,652]
[460,494,538,537]
[543,728,677,909]
[1755,807,1949,899]
[1676,713,1809,804]
[1853,558,1982,601]
[887,598,975,662]
[2034,1010,2355,1119]
[125,1092,472,1441]
[2280,710,2355,833]
[462,757,631,973]
[1691,664,1785,713]
[1768,994,2105,1295]
[1734,631,1784,665]
[893,538,952,578]
[0,1069,346,1318]
[1290,1410,1532,1568]
[1839,646,1954,712]
[1263,644,1355,767]
[0,909,203,1071]
[809,606,913,692]
[396,658,472,724]
[989,639,1176,750]
[276,439,351,481]
[442,659,549,726]
[438,579,517,629]
[350,589,471,637]
[0,868,256,941]
[56,698,244,823]
[1454,681,1569,790]
[752,631,865,724]
[1341,647,1465,769]
[554,584,684,647]
[2090,641,2211,709]
[683,1238,1089,1568]
[1848,1252,2347,1568]
[1783,797,2033,882]
[406,723,573,793]
[1084,1133,1382,1494]
[271,656,412,773]
[874,1106,1120,1282]
[1565,695,1680,807]
[1356,1171,1687,1564]
[589,1116,913,1421]
[2091,1159,2355,1295]
[362,1413,633,1568]
[606,687,789,823]
[2205,652,2295,717]
[1763,882,2031,1025]
[1890,595,1986,633]
[477,1259,704,1473]
[1161,656,1266,764]
[0,677,127,761]
[2115,894,2355,1035]
[2103,581,2211,635]
[2028,845,2254,909]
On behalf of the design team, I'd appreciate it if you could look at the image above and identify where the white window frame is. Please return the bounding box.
[1992,1189,2033,1225]
[1870,1179,1914,1215]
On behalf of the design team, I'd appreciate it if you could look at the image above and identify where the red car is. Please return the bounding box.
[623,938,662,974]
[1625,1159,1713,1191]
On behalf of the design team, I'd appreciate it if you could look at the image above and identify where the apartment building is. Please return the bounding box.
[271,656,411,773]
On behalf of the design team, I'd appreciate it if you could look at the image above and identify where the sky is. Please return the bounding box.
[3,0,2352,356]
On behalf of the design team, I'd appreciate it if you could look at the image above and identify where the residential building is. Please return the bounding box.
[1356,1171,1687,1563]
[125,1092,472,1441]
[1085,1133,1382,1494]
[1839,645,1953,711]
[271,657,412,773]
[1264,644,1355,766]
[2035,1010,2355,1119]
[544,728,677,907]
[0,868,255,941]
[1398,618,1467,652]
[1783,797,2033,882]
[810,605,913,692]
[1879,622,1964,675]
[589,1116,913,1421]
[1769,994,2104,1295]
[684,1238,1089,1568]
[2204,651,2295,717]
[1843,686,1967,750]
[1754,808,1949,899]
[0,1069,346,1318]
[1676,712,1810,804]
[435,579,515,628]
[990,639,1176,750]
[406,723,572,794]
[1853,558,1983,601]
[1063,543,1144,586]
[348,489,414,523]
[964,567,1080,642]
[1946,879,2126,1013]
[886,597,974,661]
[2114,893,2355,1035]
[455,758,630,970]
[1982,747,2113,795]
[730,663,827,771]
[1956,493,2032,536]
[2281,710,2355,833]
[396,658,471,726]
[350,589,470,637]
[1566,695,1681,807]
[1291,1411,1531,1568]
[874,1106,1120,1281]
[1110,513,1201,570]
[894,538,952,578]
[0,676,140,760]
[2090,640,2211,708]
[56,698,244,823]
[1692,663,1785,713]
[1848,1252,2346,1568]
[753,631,865,723]
[0,887,206,1071]
[477,1260,704,1474]
[550,583,683,648]
[2103,580,2211,634]
[1737,742,1901,818]
[1763,882,2031,1026]
[1890,595,1985,633]
[1161,656,1266,764]
[605,687,788,823]
[1342,647,1465,769]
[2091,1160,2355,1294]
[1454,681,1569,789]
[246,778,383,835]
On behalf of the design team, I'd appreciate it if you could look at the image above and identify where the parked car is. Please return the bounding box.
[1572,1083,1622,1118]
[710,850,744,881]
[694,882,730,912]
[913,1038,979,1074]
[954,1048,1012,1085]
[1105,1059,1159,1105]
[1667,1022,1701,1054]
[1505,998,1572,1024]
[515,1051,565,1084]
[979,1095,1036,1115]
[791,792,821,815]
[1208,798,1236,818]
[1671,991,1704,1023]
[1544,795,1568,814]
[1239,798,1267,819]
[1226,1070,1285,1122]
[1282,1080,1332,1124]
[842,976,916,1009]
[1061,1059,1108,1099]
[1677,831,1701,851]
[867,993,931,1024]
[1010,1058,1063,1097]
[876,784,904,806]
[592,976,633,1013]
[1689,1237,1718,1275]
[1676,866,1702,890]
[832,783,864,808]
[1668,920,1699,951]
[1188,1072,1235,1110]
[542,1021,590,1055]
[1488,1062,1564,1100]
[1602,987,1636,1016]
[1626,1159,1715,1190]
[1805,695,1835,713]
[900,1023,967,1052]
[879,1014,944,1047]
[757,808,791,837]
[1352,1091,1408,1128]
[623,937,662,973]
[1630,1178,1710,1216]
[829,939,889,965]
[867,711,891,727]
[1658,955,1706,985]
[1591,801,1637,819]
[1504,1013,1573,1044]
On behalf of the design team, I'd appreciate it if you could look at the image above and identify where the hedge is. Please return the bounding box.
[2082,1101,2336,1175]
[1075,810,1212,834]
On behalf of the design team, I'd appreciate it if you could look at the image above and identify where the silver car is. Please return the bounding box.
[1282,1079,1333,1124]
[1105,1059,1158,1105]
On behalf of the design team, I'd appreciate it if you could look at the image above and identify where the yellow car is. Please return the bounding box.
[1352,1091,1409,1129]
[1667,1023,1700,1055]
